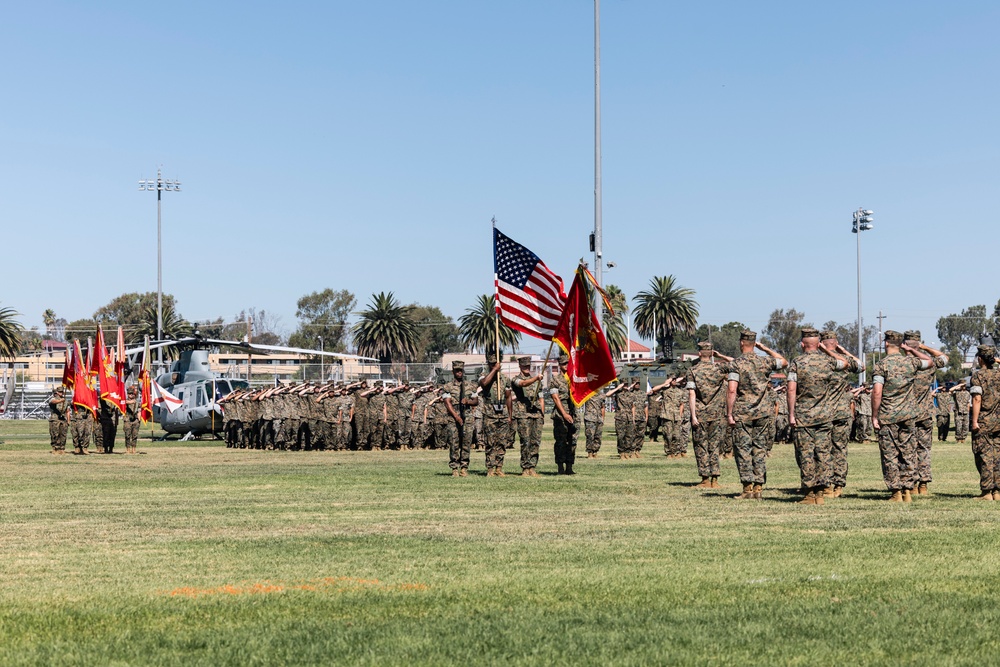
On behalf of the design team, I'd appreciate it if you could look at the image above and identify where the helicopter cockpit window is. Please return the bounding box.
[204,382,215,402]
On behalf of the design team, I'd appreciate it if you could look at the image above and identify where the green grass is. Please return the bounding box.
[0,419,997,666]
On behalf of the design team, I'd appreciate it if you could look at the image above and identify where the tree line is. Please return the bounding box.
[5,288,997,376]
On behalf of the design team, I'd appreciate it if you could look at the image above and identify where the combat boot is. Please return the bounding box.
[459,468,468,477]
[902,489,912,503]
[887,490,903,502]
[823,486,836,498]
[917,482,930,496]
[486,468,496,477]
[557,462,565,475]
[694,477,712,488]
[833,486,844,498]
[710,477,720,488]
[496,467,506,477]
[452,469,460,477]
[737,483,754,499]
[975,491,994,500]
[752,483,763,500]
[521,468,532,477]
[799,491,818,505]
[993,489,1000,500]
[565,463,575,475]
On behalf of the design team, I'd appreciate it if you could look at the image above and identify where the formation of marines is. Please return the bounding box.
[47,385,142,455]
[48,325,998,501]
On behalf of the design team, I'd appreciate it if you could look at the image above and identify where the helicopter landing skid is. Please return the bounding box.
[180,431,196,442]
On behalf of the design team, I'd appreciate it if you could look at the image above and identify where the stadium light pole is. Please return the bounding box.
[852,207,874,384]
[139,168,181,371]
[592,0,604,324]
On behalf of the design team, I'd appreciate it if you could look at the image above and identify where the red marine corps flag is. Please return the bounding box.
[71,340,100,416]
[552,265,617,407]
[138,336,154,423]
[96,325,126,413]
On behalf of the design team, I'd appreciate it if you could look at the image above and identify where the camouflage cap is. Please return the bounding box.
[740,330,757,342]
[54,386,65,393]
[485,349,498,364]
[517,356,532,368]
[884,330,904,345]
[820,330,838,341]
[800,327,820,339]
[696,341,713,351]
[977,345,996,359]
[903,330,921,343]
[452,360,465,370]
[557,352,569,364]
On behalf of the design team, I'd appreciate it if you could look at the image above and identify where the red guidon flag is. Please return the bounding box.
[96,326,126,413]
[139,336,153,423]
[552,266,617,407]
[71,340,100,416]
[62,347,74,389]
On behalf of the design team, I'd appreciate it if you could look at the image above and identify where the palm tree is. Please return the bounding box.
[352,292,419,365]
[602,309,627,360]
[42,309,56,338]
[632,276,699,360]
[602,284,628,360]
[605,284,628,316]
[458,295,521,356]
[132,303,194,357]
[0,306,24,359]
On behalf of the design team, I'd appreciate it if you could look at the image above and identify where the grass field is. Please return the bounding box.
[1,419,997,666]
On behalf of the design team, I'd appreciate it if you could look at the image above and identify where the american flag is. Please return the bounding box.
[494,227,567,340]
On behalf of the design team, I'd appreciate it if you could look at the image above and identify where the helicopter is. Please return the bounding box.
[129,335,377,440]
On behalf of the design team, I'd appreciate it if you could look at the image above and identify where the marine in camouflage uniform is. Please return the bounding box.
[48,387,70,454]
[871,330,935,502]
[935,385,954,442]
[773,384,789,444]
[969,345,1000,499]
[71,404,93,455]
[410,387,434,449]
[98,399,118,454]
[549,353,580,475]
[631,384,648,456]
[511,357,544,475]
[725,331,788,499]
[122,385,141,454]
[583,390,605,457]
[479,351,513,476]
[442,360,478,476]
[686,342,732,487]
[851,386,873,443]
[352,386,369,450]
[903,330,949,494]
[607,379,635,458]
[954,385,972,442]
[787,328,859,504]
[660,379,687,457]
[397,386,416,449]
[368,387,387,451]
[819,330,863,495]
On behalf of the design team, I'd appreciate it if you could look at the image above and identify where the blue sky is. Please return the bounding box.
[3,1,998,354]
